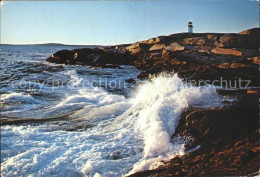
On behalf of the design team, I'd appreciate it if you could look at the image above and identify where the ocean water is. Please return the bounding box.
[1,45,222,177]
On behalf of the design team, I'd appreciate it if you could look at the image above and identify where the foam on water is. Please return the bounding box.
[1,92,39,104]
[0,68,133,119]
[0,92,43,117]
[1,73,222,177]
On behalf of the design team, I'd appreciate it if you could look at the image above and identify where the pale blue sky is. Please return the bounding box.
[1,0,259,45]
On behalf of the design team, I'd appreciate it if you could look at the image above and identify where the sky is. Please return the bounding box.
[0,0,259,45]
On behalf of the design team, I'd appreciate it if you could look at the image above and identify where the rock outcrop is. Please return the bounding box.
[128,28,259,87]
[46,27,260,87]
[47,48,136,68]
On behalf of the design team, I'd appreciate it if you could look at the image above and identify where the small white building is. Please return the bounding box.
[188,21,193,33]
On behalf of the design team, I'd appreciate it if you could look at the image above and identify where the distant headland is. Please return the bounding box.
[0,43,104,48]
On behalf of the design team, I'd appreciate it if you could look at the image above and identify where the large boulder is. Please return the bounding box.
[164,42,186,52]
[46,49,74,64]
[140,37,160,44]
[219,34,242,48]
[124,43,151,54]
[247,56,260,65]
[149,44,165,51]
[182,95,258,146]
[211,47,242,56]
[219,32,260,49]
[181,37,206,46]
[47,48,136,67]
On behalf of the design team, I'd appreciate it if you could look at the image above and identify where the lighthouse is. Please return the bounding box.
[188,21,193,33]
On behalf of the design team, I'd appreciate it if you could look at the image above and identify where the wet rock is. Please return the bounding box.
[47,49,74,64]
[137,71,151,80]
[125,78,136,83]
[47,48,136,67]
[108,151,122,160]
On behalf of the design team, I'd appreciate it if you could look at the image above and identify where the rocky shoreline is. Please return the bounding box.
[128,93,259,176]
[47,28,260,87]
[45,27,260,176]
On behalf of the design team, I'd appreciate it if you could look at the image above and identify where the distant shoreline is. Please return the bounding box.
[0,43,105,48]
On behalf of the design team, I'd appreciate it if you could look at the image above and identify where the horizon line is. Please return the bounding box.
[1,27,258,46]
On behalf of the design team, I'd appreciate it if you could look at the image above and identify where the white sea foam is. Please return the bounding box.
[1,92,39,104]
[64,70,83,87]
[125,73,221,175]
[0,92,43,118]
[1,73,222,177]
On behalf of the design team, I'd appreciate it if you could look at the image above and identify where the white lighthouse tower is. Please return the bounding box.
[188,21,193,33]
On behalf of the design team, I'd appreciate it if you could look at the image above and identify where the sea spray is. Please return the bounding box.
[1,73,221,177]
[126,73,221,175]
